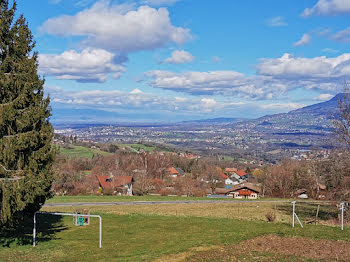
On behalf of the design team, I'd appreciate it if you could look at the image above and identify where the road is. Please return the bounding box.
[44,199,290,207]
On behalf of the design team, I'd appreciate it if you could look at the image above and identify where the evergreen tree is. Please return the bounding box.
[0,0,55,225]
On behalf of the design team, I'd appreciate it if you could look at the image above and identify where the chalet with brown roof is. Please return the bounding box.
[213,182,261,199]
[97,175,134,196]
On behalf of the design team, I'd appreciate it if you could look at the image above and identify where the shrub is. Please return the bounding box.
[160,188,170,196]
[265,211,276,222]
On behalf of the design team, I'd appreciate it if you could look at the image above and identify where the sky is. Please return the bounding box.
[14,0,350,124]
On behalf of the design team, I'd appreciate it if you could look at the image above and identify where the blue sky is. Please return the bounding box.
[15,0,350,123]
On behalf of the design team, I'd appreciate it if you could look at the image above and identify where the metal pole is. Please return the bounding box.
[341,203,344,231]
[33,212,37,247]
[99,216,102,248]
[292,201,295,228]
[295,213,304,228]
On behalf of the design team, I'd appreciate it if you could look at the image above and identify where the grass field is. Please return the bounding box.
[118,143,172,153]
[46,195,287,203]
[1,200,348,261]
[58,145,113,158]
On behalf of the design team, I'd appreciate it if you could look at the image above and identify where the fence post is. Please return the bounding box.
[292,201,295,228]
[99,216,102,248]
[292,201,303,228]
[340,202,345,231]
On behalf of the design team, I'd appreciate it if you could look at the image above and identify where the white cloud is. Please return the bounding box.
[40,1,191,53]
[130,88,143,94]
[38,48,125,83]
[314,93,334,101]
[146,70,287,99]
[331,27,350,43]
[266,16,287,27]
[163,50,195,64]
[142,0,179,6]
[260,103,305,110]
[49,86,314,117]
[257,53,350,80]
[201,98,217,108]
[75,0,94,7]
[322,47,339,53]
[49,87,248,114]
[293,33,311,47]
[302,0,350,17]
[145,52,350,99]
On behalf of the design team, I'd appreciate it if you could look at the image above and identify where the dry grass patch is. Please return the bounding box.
[43,202,292,223]
[186,235,350,262]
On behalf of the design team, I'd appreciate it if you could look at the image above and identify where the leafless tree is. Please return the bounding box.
[333,81,350,147]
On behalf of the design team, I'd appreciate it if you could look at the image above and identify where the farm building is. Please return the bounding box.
[97,175,134,196]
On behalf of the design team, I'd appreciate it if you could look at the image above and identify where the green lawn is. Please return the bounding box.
[1,210,349,262]
[58,145,113,158]
[118,143,172,153]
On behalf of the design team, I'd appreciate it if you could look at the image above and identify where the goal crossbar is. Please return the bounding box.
[33,211,102,248]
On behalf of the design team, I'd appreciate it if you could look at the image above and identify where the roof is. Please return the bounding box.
[168,167,179,175]
[235,170,247,177]
[175,168,185,175]
[319,184,326,190]
[97,175,110,189]
[97,175,133,189]
[219,170,228,179]
[214,188,230,194]
[295,188,307,195]
[225,168,237,173]
[114,176,133,187]
[215,182,261,194]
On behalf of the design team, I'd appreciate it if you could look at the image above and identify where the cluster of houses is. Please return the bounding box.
[213,168,261,199]
[96,166,261,199]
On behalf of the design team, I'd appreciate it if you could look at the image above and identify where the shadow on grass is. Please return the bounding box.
[0,213,68,247]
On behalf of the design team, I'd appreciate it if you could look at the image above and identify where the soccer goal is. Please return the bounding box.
[33,211,102,248]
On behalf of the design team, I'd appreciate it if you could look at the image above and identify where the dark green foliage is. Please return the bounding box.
[0,0,55,225]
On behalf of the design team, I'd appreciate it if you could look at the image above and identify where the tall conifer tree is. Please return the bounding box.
[0,0,55,225]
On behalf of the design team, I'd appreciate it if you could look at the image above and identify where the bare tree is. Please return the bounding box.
[333,81,350,146]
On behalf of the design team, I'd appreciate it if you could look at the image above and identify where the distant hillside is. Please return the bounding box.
[290,93,345,116]
[251,94,346,129]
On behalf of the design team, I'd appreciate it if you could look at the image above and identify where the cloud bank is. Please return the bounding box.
[40,1,191,53]
[39,48,125,83]
[302,0,350,17]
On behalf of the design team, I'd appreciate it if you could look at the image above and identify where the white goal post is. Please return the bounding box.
[33,211,102,248]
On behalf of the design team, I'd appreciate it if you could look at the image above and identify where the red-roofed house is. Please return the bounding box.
[218,169,240,185]
[235,170,247,177]
[213,182,261,199]
[168,167,179,177]
[218,170,228,180]
[97,175,134,196]
[167,167,185,178]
